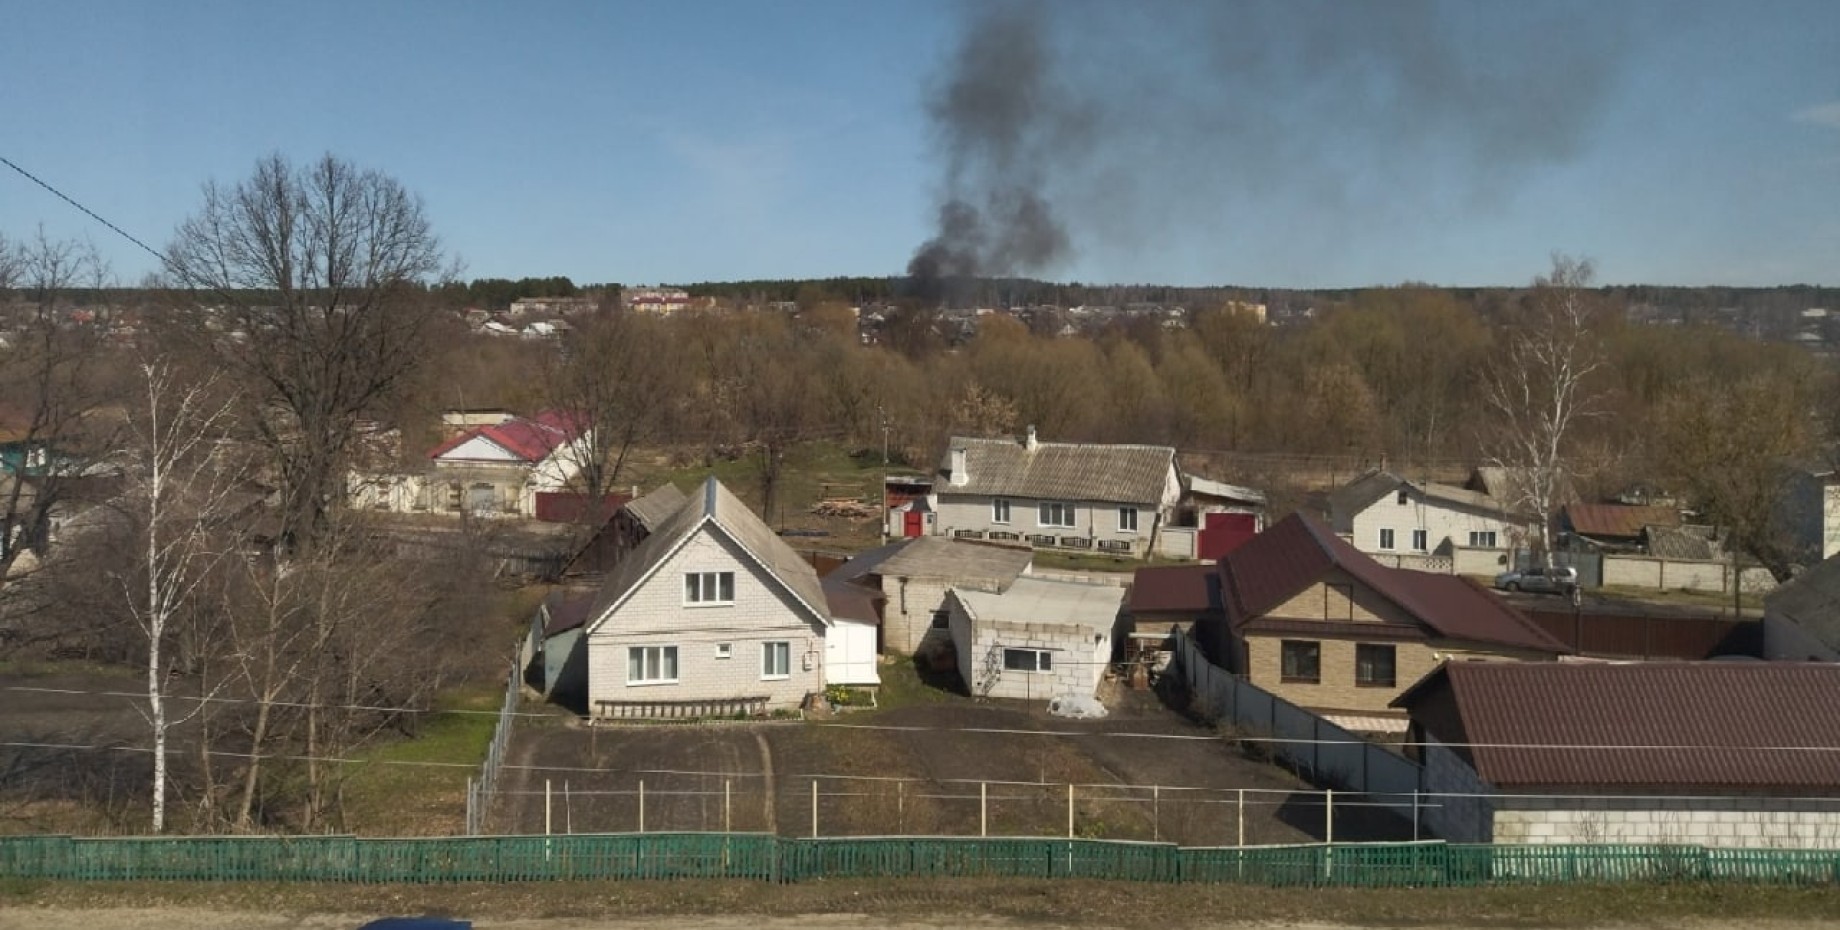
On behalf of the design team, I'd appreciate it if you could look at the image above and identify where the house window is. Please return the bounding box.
[627,646,678,685]
[992,498,1012,524]
[1378,528,1395,551]
[1002,648,1053,672]
[930,609,950,629]
[684,571,735,605]
[1118,507,1138,533]
[1410,529,1428,552]
[1468,530,1499,548]
[762,641,791,679]
[1280,640,1320,684]
[1038,502,1076,528]
[1355,644,1397,688]
[715,643,732,660]
[1396,489,1409,505]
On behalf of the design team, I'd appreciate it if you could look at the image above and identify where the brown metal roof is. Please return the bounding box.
[936,435,1175,506]
[1128,564,1222,614]
[1564,503,1680,540]
[821,577,885,625]
[1396,661,1840,790]
[1220,514,1565,654]
[541,587,598,637]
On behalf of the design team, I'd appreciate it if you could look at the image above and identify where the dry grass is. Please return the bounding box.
[8,877,1840,926]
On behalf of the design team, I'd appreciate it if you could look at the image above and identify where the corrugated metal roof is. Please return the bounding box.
[541,587,598,637]
[1221,514,1565,654]
[1565,503,1680,540]
[1398,662,1840,790]
[878,536,1034,585]
[1127,564,1221,614]
[585,477,827,632]
[955,577,1125,633]
[936,435,1174,506]
[1183,475,1266,505]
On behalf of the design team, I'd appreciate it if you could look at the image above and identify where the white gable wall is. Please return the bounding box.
[1348,492,1522,556]
[436,434,524,463]
[586,526,826,712]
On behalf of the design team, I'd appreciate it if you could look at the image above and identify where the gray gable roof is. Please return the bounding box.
[828,536,1032,590]
[1330,469,1504,522]
[1766,554,1840,651]
[624,482,688,531]
[585,477,828,633]
[936,435,1175,506]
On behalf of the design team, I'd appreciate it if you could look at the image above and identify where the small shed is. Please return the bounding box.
[525,587,597,703]
[821,573,883,686]
[947,577,1125,703]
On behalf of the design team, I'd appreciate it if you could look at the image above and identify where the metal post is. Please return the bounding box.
[724,779,732,833]
[639,780,645,833]
[465,777,474,836]
[1237,789,1245,847]
[1325,788,1334,845]
[565,780,572,834]
[811,779,819,838]
[898,780,906,833]
[980,782,988,837]
[1067,784,1075,838]
[1153,785,1160,842]
[1412,791,1420,842]
[545,779,552,836]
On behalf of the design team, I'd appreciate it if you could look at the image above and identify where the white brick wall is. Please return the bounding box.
[585,528,826,712]
[934,493,1158,555]
[1493,797,1840,849]
[1347,494,1520,556]
[952,606,1110,702]
[883,578,958,654]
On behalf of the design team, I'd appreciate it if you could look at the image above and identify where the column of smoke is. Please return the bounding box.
[907,0,1624,299]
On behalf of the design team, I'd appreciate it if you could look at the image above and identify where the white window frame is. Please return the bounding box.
[762,640,791,680]
[1117,507,1138,533]
[1410,529,1428,552]
[1469,530,1499,548]
[1037,501,1076,528]
[627,645,679,686]
[1378,528,1395,551]
[715,643,733,660]
[684,571,735,606]
[991,498,1012,524]
[1002,647,1053,673]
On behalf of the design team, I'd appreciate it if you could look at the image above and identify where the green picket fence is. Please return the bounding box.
[5,833,1840,886]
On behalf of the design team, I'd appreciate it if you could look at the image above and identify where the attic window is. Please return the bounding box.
[1396,489,1409,505]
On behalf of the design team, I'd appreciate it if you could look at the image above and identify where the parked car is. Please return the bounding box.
[1493,565,1579,595]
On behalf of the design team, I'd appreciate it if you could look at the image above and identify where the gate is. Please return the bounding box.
[1198,512,1257,561]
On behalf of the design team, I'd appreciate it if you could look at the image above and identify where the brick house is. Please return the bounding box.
[1210,514,1565,733]
[581,477,861,718]
[1395,661,1840,848]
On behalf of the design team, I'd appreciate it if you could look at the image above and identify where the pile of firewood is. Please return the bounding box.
[811,498,878,519]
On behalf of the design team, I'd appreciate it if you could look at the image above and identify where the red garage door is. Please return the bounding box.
[1198,512,1258,561]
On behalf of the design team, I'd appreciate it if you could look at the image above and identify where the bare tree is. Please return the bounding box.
[111,358,245,832]
[544,308,683,506]
[163,153,446,551]
[0,229,112,592]
[1481,255,1606,560]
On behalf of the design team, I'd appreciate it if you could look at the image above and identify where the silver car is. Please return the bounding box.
[1493,565,1579,595]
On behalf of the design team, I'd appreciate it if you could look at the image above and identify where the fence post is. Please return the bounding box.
[981,782,988,837]
[545,779,552,836]
[639,780,645,833]
[1325,788,1334,845]
[565,780,572,834]
[898,780,906,833]
[811,779,819,838]
[1412,790,1420,842]
[724,779,732,833]
[1152,785,1160,843]
[1237,789,1245,848]
[1067,783,1074,838]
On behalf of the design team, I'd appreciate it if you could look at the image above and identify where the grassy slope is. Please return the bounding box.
[336,685,502,836]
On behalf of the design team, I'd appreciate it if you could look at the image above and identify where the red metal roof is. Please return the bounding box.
[1220,514,1564,654]
[1396,661,1840,790]
[427,410,585,463]
[1564,503,1680,539]
[1128,564,1222,614]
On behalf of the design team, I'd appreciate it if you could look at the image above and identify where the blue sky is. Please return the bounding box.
[2,1,1838,288]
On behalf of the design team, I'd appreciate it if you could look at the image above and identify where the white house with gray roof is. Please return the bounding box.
[928,429,1182,557]
[946,577,1125,702]
[581,477,847,717]
[823,536,1034,654]
[1329,469,1528,558]
[1764,553,1840,662]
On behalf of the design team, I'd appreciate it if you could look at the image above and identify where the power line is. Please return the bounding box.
[0,153,171,271]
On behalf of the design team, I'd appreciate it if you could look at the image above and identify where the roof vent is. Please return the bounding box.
[1025,425,1039,452]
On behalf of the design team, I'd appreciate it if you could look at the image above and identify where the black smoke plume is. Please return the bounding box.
[909,0,1627,293]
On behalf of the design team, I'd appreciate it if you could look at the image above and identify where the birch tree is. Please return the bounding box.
[1481,255,1605,559]
[115,359,244,832]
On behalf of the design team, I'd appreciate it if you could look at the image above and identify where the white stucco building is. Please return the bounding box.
[946,577,1124,703]
[1329,469,1528,558]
